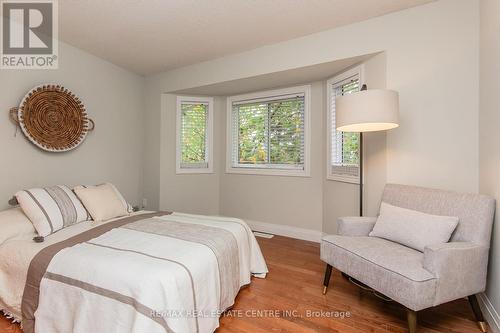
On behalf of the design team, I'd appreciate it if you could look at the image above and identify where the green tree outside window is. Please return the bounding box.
[181,103,207,164]
[236,97,304,166]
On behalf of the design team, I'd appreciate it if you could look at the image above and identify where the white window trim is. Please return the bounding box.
[326,65,365,184]
[176,96,214,174]
[226,85,311,177]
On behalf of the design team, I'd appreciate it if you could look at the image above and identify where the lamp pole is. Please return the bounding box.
[359,84,367,217]
[359,132,363,216]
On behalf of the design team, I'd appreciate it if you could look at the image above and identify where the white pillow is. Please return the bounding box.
[73,183,130,222]
[369,202,459,252]
[15,185,90,238]
[108,183,134,213]
[0,207,36,244]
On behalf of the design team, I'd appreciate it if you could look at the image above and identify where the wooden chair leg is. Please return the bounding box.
[322,264,332,295]
[468,295,488,332]
[407,309,417,333]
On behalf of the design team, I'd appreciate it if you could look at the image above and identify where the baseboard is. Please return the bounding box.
[246,220,323,243]
[478,293,500,333]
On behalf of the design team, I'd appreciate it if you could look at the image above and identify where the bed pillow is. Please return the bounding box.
[15,185,90,237]
[73,183,130,222]
[369,202,459,252]
[108,183,134,213]
[0,207,36,244]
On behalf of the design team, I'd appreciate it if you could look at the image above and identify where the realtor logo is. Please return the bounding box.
[1,0,58,69]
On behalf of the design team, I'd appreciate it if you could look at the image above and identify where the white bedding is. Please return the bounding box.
[0,211,134,321]
[0,211,268,332]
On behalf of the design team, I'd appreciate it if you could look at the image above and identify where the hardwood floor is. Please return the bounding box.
[0,316,21,333]
[0,235,488,333]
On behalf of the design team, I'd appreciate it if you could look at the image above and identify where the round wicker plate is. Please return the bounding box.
[14,84,94,152]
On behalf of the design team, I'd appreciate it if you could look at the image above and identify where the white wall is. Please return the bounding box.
[158,94,221,214]
[479,0,500,325]
[0,42,145,209]
[218,55,388,234]
[219,81,324,232]
[154,81,325,232]
[144,0,480,216]
[153,54,386,235]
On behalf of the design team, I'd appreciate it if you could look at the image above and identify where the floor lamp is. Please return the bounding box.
[335,86,399,216]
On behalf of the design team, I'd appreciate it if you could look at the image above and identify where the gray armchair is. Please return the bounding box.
[320,184,495,333]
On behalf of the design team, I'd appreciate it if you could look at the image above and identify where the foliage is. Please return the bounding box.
[338,80,360,166]
[237,99,304,165]
[342,132,359,165]
[179,97,358,168]
[181,103,207,164]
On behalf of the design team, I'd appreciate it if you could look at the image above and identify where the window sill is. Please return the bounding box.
[326,174,360,184]
[226,166,310,177]
[176,168,214,175]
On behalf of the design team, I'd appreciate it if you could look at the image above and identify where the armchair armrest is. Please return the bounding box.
[337,216,377,236]
[423,242,489,306]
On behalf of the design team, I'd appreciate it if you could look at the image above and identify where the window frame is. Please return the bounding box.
[326,65,364,183]
[226,85,311,177]
[176,95,214,174]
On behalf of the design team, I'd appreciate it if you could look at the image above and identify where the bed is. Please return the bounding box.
[0,211,268,333]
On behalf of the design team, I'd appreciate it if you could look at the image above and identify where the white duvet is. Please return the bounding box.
[0,212,268,333]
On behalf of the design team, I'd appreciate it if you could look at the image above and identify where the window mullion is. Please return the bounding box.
[236,106,240,166]
[204,106,209,163]
[266,103,271,164]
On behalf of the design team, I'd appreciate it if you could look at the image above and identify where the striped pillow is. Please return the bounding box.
[15,185,90,237]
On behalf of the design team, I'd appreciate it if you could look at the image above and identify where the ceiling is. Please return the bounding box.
[59,0,434,75]
[175,53,376,96]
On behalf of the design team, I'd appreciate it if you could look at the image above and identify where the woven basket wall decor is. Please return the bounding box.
[10,84,94,152]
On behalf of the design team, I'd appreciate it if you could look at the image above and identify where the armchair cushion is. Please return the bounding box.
[321,235,436,311]
[423,242,489,306]
[337,216,377,236]
[369,202,459,252]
